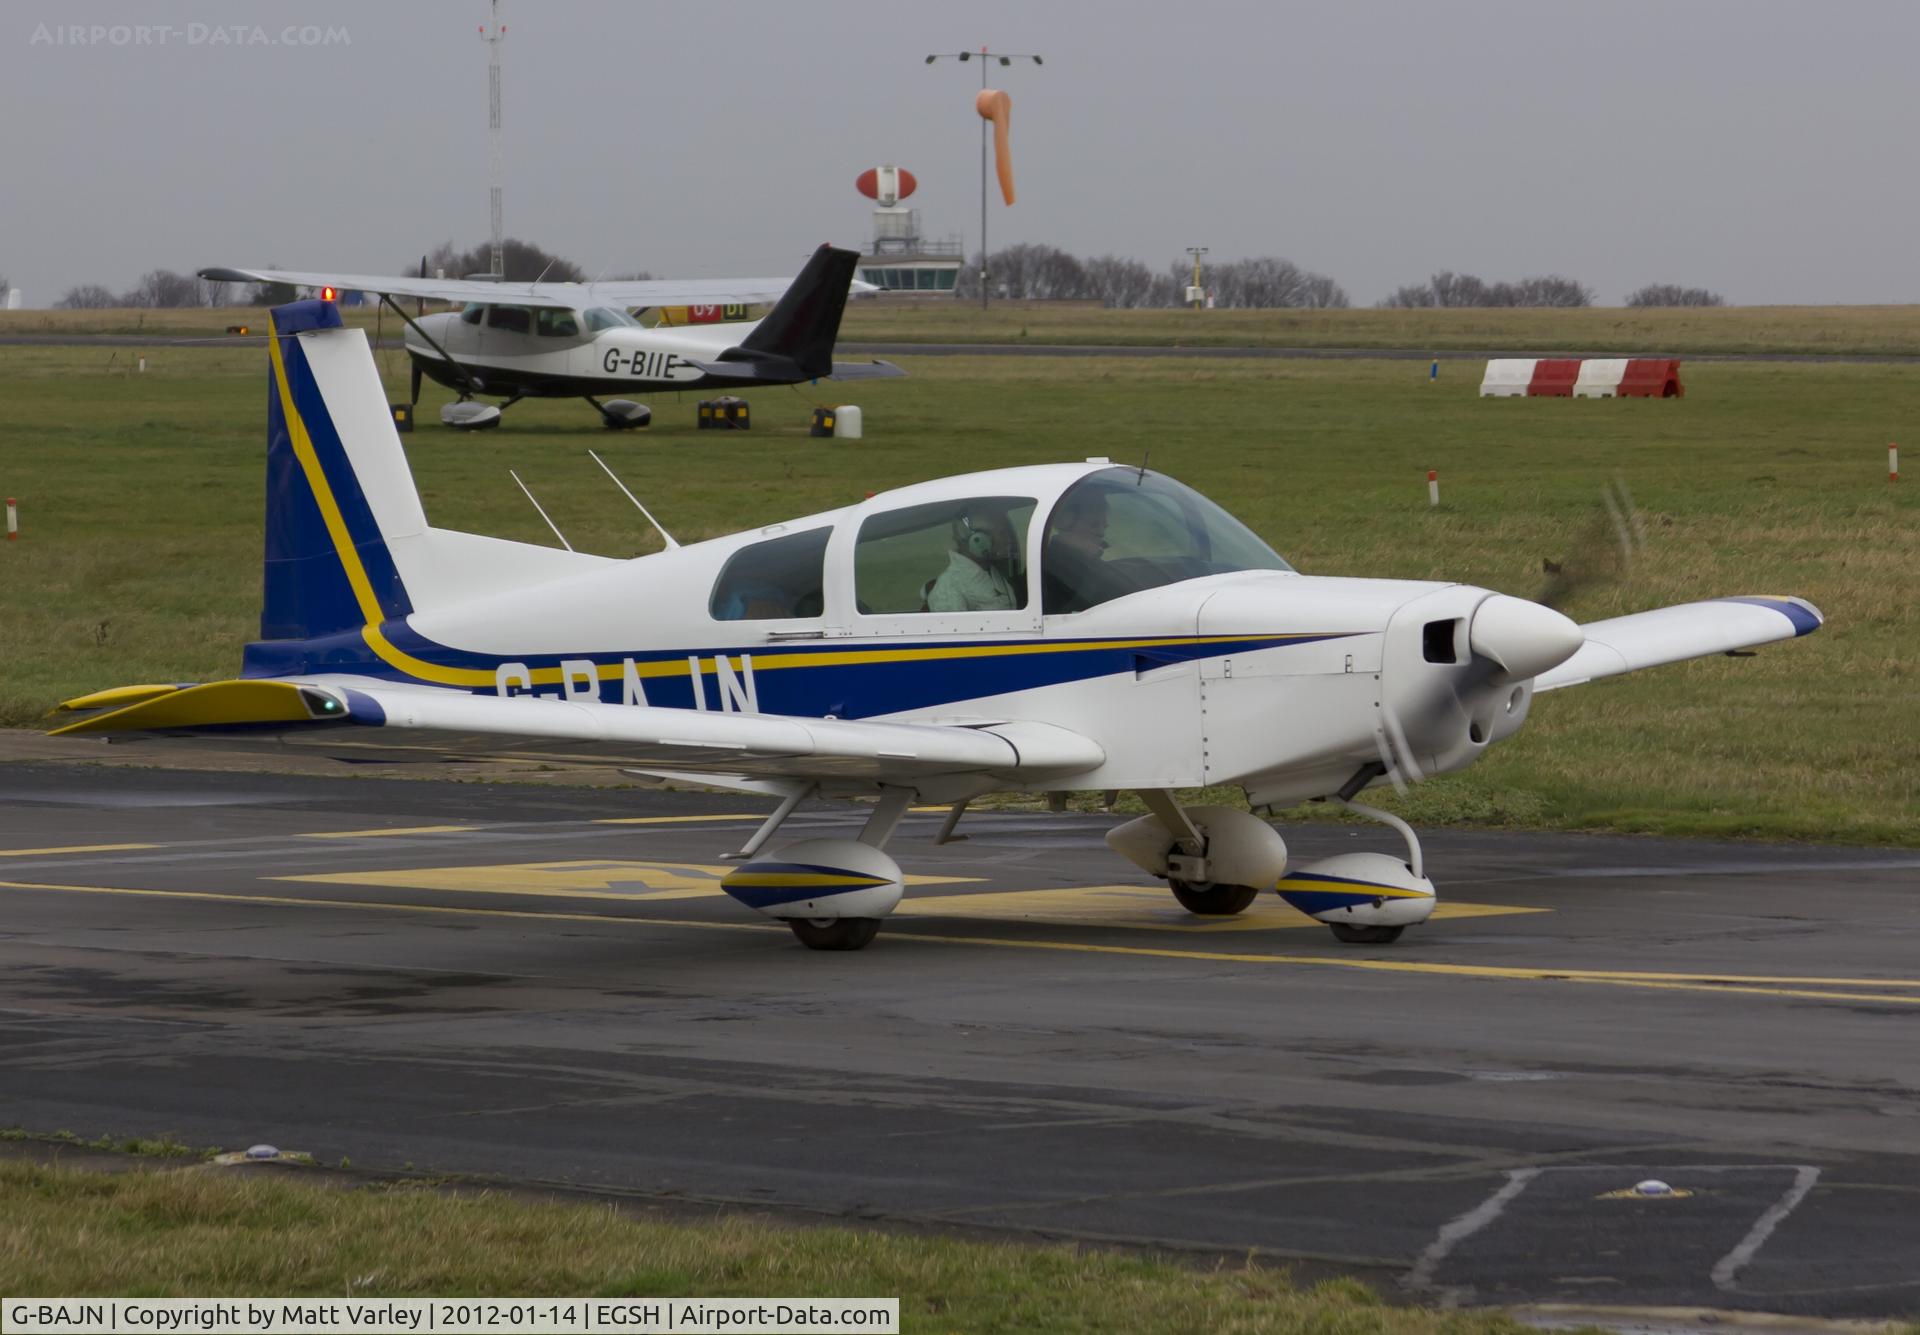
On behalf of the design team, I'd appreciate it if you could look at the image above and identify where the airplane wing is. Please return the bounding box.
[50,678,1105,785]
[826,359,908,382]
[1533,596,1822,692]
[198,267,874,311]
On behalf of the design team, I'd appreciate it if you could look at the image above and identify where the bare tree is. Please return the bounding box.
[1381,270,1591,308]
[56,284,120,309]
[409,238,586,283]
[1175,256,1347,309]
[1083,254,1160,308]
[248,264,300,306]
[120,269,200,308]
[1625,283,1725,307]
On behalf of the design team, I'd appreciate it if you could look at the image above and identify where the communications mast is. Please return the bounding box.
[479,1,506,278]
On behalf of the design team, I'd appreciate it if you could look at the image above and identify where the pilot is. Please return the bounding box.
[1042,489,1119,613]
[927,508,1018,612]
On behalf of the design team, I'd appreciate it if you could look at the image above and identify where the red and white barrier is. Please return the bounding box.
[1480,358,1684,398]
[1479,360,1536,397]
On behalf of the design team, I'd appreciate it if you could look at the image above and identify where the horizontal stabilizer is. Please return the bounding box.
[826,359,907,382]
[51,679,347,735]
[1534,596,1822,692]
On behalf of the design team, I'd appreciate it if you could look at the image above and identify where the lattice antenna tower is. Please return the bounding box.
[479,0,507,278]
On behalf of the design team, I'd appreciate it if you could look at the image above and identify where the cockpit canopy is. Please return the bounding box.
[700,467,1292,624]
[1039,469,1293,614]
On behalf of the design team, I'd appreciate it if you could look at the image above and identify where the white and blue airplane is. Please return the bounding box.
[52,298,1825,950]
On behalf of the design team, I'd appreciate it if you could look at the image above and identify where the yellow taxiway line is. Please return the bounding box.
[0,842,161,857]
[4,874,1920,1006]
[295,825,483,839]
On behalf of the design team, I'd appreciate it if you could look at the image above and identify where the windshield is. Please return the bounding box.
[1041,469,1292,614]
[582,306,639,331]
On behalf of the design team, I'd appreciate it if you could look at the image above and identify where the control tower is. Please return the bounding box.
[855,166,964,294]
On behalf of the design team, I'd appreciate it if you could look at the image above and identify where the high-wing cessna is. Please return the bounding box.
[53,298,1824,951]
[199,245,901,431]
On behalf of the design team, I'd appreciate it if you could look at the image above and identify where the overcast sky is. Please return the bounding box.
[4,0,1915,307]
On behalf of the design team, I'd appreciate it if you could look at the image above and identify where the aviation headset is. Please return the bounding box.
[953,512,997,560]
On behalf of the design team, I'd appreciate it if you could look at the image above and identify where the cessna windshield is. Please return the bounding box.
[1041,469,1293,614]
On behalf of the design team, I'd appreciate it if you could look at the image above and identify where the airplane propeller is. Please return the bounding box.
[1535,475,1646,612]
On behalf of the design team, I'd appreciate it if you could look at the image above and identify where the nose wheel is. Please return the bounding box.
[1168,879,1260,916]
[788,917,882,951]
[1327,923,1405,945]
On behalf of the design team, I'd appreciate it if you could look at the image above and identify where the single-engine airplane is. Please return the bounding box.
[199,245,901,431]
[52,298,1825,951]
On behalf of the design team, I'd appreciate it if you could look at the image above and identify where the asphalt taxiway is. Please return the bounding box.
[2,759,1917,1317]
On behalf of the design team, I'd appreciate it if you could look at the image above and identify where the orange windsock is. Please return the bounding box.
[975,88,1014,205]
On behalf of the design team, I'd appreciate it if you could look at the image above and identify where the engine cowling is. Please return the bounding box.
[720,838,905,922]
[1276,852,1436,927]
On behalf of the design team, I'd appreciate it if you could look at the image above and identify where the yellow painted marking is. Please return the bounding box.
[0,843,160,858]
[590,814,769,826]
[1596,1187,1695,1200]
[3,875,1920,1005]
[272,859,974,902]
[897,885,1540,932]
[296,824,481,839]
[0,877,774,934]
[723,872,891,889]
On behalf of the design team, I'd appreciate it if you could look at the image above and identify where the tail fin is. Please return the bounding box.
[262,299,423,640]
[728,244,858,379]
[260,300,609,644]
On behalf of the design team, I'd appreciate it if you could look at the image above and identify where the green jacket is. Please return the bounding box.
[927,549,1016,612]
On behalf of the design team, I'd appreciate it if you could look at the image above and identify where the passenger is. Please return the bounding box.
[927,509,1018,612]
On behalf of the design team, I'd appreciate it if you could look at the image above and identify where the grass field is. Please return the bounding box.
[13,300,1920,355]
[0,1157,1533,1335]
[0,338,1913,843]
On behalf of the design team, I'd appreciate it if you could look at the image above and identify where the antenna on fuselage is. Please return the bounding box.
[1137,449,1150,484]
[588,449,681,551]
[509,469,574,552]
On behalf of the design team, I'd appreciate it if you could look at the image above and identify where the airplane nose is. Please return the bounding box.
[1468,595,1584,680]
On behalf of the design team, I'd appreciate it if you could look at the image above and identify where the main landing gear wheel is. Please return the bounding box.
[788,917,882,951]
[1168,879,1261,916]
[1327,922,1405,945]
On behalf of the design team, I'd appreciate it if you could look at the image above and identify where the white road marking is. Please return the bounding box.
[1404,1166,1540,1293]
[1712,1164,1821,1292]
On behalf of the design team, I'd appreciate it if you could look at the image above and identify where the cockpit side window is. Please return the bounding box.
[1041,470,1292,614]
[459,303,485,325]
[535,308,581,337]
[709,527,831,621]
[854,497,1035,615]
[486,305,532,334]
[582,306,638,332]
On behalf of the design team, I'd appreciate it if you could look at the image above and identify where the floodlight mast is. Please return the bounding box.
[925,47,1043,310]
[1186,246,1209,310]
[480,0,507,279]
